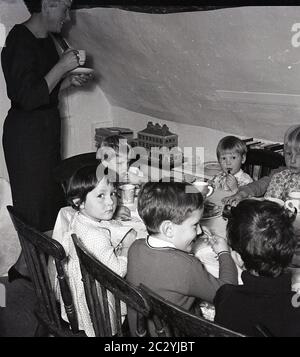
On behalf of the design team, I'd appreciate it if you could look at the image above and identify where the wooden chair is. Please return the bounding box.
[53,152,99,195]
[7,205,86,337]
[242,148,285,180]
[139,284,245,337]
[71,233,150,337]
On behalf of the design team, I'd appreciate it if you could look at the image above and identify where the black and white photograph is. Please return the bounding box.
[0,0,300,340]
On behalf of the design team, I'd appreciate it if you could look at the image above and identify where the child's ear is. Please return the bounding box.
[101,160,108,167]
[231,250,244,270]
[73,198,84,209]
[160,220,174,238]
[241,154,246,164]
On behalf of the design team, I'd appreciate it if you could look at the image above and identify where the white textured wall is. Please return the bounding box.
[67,7,300,142]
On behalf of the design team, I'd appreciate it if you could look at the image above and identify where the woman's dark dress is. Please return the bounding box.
[2,24,65,231]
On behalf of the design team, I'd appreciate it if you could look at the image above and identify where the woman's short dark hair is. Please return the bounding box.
[23,0,43,13]
[224,199,296,277]
[66,164,113,210]
[24,0,73,14]
[138,181,203,235]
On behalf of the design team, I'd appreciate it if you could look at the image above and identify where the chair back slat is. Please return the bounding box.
[7,205,84,336]
[72,233,150,337]
[37,250,61,326]
[80,270,104,336]
[19,232,59,326]
[140,284,246,337]
[242,149,285,180]
[115,297,123,336]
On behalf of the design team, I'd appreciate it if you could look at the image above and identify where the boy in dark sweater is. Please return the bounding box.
[126,181,238,336]
[214,199,300,337]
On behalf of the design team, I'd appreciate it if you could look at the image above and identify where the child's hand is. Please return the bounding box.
[114,205,131,221]
[128,171,143,185]
[224,174,238,192]
[201,226,214,244]
[122,229,137,248]
[221,190,248,206]
[208,234,229,255]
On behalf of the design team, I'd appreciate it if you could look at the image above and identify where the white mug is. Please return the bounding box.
[119,184,135,205]
[285,191,300,214]
[192,181,214,198]
[77,50,86,66]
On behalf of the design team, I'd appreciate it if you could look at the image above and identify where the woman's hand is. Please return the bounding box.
[69,73,93,87]
[60,73,93,91]
[58,49,80,74]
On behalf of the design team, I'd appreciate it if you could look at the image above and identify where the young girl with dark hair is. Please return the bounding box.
[50,164,136,336]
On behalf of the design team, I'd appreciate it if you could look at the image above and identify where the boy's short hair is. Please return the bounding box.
[284,125,300,153]
[216,136,247,159]
[138,181,204,235]
[224,199,296,277]
[100,135,131,153]
[66,164,113,210]
[97,135,131,160]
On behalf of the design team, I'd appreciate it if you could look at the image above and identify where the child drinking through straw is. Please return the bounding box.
[210,136,252,193]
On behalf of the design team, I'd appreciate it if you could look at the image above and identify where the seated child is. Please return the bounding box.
[222,125,300,206]
[214,199,300,337]
[210,136,252,193]
[126,181,238,336]
[96,135,147,185]
[265,125,300,201]
[49,164,136,337]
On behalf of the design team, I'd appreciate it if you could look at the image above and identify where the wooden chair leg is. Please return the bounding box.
[34,322,49,337]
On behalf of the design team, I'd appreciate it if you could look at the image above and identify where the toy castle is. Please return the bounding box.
[137,122,181,167]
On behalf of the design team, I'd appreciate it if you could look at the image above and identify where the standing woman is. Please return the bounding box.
[2,0,91,281]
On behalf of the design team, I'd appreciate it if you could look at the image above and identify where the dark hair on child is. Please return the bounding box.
[66,164,113,210]
[99,135,131,154]
[138,181,204,235]
[216,136,247,159]
[97,135,133,167]
[223,199,296,277]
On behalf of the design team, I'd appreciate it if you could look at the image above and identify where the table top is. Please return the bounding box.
[172,161,222,181]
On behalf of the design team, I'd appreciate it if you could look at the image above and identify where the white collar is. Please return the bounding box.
[234,169,243,179]
[147,235,176,249]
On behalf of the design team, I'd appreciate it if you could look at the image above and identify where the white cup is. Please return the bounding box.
[192,181,214,198]
[119,184,135,204]
[285,192,300,214]
[77,50,86,66]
